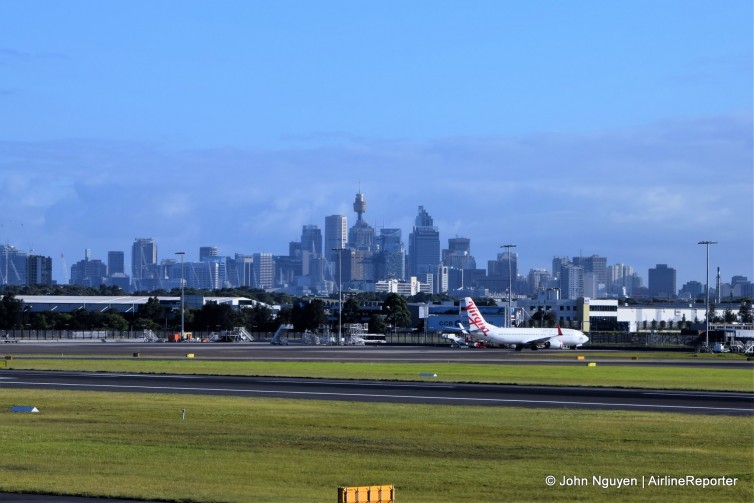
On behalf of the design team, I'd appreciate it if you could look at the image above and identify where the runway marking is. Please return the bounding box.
[643,391,754,399]
[2,381,751,413]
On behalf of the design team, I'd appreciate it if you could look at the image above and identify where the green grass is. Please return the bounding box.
[3,358,753,392]
[0,389,751,502]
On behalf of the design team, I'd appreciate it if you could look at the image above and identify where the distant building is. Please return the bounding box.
[648,264,677,299]
[27,255,53,286]
[375,228,405,281]
[560,264,584,300]
[348,191,375,252]
[0,245,28,286]
[131,238,158,291]
[408,206,440,280]
[70,250,107,287]
[324,215,347,262]
[253,253,275,290]
[199,246,218,262]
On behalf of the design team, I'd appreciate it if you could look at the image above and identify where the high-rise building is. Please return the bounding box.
[0,245,28,286]
[253,253,275,290]
[375,228,405,281]
[199,246,218,262]
[301,225,323,257]
[527,268,550,296]
[442,237,477,270]
[648,264,676,299]
[325,215,347,263]
[70,250,107,287]
[105,251,130,291]
[27,255,52,286]
[108,251,125,275]
[560,264,584,300]
[573,255,608,290]
[408,206,440,278]
[230,254,254,287]
[131,238,158,291]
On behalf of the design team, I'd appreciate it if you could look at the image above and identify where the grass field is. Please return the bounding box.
[0,388,751,503]
[1,355,751,501]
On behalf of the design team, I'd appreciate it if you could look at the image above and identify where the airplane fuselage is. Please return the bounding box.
[462,297,589,350]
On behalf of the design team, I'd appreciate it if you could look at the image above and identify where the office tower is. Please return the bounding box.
[131,238,158,291]
[443,237,477,270]
[496,251,518,290]
[560,264,584,300]
[105,251,130,291]
[408,206,440,278]
[231,254,254,287]
[573,255,608,289]
[648,264,677,299]
[27,255,52,286]
[527,268,550,296]
[199,246,218,262]
[375,228,405,281]
[253,253,275,290]
[108,251,125,275]
[325,215,347,263]
[301,225,323,257]
[70,251,107,287]
[0,245,28,286]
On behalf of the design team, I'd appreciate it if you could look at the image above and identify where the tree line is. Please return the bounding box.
[0,287,422,335]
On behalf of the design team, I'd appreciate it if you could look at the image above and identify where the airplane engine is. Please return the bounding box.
[546,339,565,349]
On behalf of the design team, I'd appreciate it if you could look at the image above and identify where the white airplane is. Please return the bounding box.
[460,297,589,351]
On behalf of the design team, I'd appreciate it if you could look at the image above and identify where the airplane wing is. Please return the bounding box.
[439,323,469,334]
[520,335,553,346]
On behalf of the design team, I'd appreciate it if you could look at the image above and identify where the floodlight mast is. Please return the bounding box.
[175,252,186,340]
[332,247,347,346]
[501,244,517,328]
[698,241,717,350]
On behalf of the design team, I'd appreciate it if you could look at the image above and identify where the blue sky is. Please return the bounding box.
[0,0,751,288]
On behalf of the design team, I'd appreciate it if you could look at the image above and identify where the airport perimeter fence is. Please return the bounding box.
[1,329,713,350]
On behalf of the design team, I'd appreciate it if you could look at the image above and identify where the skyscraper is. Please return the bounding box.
[27,255,52,286]
[253,252,275,290]
[108,251,125,275]
[648,264,677,299]
[199,246,218,262]
[408,206,440,279]
[131,238,157,291]
[375,228,405,280]
[301,225,323,257]
[325,215,347,263]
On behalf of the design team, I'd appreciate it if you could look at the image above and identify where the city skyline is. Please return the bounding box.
[2,194,749,298]
[0,1,751,288]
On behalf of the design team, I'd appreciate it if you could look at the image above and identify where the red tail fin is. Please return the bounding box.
[557,325,563,336]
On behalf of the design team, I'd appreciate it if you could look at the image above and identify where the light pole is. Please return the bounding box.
[501,244,516,328]
[175,251,186,341]
[332,247,347,346]
[698,241,717,350]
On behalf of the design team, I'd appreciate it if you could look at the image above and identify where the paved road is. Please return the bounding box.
[2,370,752,415]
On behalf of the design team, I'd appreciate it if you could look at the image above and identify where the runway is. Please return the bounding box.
[5,341,754,368]
[2,370,752,415]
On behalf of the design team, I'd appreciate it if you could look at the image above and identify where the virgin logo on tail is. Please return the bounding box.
[462,298,490,335]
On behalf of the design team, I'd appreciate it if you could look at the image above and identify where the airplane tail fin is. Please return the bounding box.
[461,297,490,334]
[557,325,563,336]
